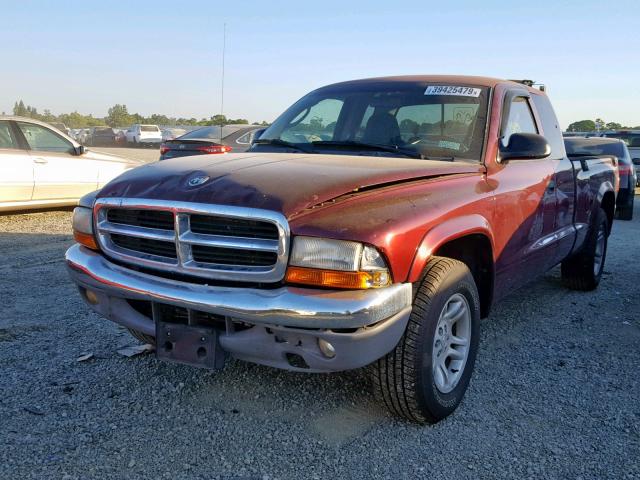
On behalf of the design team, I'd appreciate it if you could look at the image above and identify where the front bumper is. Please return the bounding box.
[65,245,413,372]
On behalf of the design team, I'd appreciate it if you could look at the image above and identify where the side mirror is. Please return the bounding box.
[499,133,551,162]
[251,128,266,145]
[632,158,640,166]
[75,145,87,155]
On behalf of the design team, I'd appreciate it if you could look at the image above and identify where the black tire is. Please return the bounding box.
[561,207,608,291]
[370,257,480,424]
[127,328,156,345]
[616,199,633,221]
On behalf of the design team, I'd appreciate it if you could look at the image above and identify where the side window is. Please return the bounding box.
[282,98,344,143]
[531,94,565,160]
[502,96,537,146]
[17,122,74,153]
[236,131,254,145]
[0,121,19,149]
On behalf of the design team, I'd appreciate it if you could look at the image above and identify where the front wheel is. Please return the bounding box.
[370,257,480,424]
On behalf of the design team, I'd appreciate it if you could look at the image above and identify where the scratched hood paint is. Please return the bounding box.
[97,152,480,217]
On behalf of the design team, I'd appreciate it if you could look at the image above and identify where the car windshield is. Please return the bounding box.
[255,82,490,161]
[179,126,222,140]
[140,125,159,132]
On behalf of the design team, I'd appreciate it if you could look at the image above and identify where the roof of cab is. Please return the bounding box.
[317,75,529,90]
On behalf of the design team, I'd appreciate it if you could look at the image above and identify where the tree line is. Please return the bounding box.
[9,100,637,133]
[566,118,639,132]
[10,100,269,128]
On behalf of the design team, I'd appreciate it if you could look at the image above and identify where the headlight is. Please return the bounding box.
[72,206,98,250]
[286,236,391,289]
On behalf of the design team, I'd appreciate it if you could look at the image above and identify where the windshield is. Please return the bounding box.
[255,82,489,161]
[140,125,159,132]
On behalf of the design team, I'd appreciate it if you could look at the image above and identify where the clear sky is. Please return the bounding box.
[1,0,638,128]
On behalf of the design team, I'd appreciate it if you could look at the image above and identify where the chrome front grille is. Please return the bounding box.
[94,198,290,282]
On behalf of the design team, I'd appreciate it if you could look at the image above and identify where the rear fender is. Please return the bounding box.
[596,180,615,205]
[407,214,495,283]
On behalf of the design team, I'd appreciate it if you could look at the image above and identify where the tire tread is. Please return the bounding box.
[370,257,470,423]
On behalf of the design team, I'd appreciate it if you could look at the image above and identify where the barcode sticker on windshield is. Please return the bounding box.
[425,86,481,97]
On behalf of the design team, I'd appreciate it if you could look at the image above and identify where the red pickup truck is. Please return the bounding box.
[66,75,618,423]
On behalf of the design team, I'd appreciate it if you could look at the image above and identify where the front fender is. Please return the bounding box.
[406,214,495,283]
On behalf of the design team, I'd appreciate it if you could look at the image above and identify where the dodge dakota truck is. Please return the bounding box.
[66,75,618,424]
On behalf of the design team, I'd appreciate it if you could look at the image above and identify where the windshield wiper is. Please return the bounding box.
[312,140,426,160]
[252,138,314,153]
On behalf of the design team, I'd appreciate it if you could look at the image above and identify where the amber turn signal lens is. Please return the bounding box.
[74,231,99,250]
[285,266,390,289]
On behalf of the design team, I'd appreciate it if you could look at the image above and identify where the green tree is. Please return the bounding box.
[566,120,596,132]
[605,122,622,130]
[146,114,170,125]
[13,100,28,116]
[105,104,133,127]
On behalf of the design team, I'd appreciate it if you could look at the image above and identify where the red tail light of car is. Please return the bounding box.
[197,145,232,154]
[618,164,631,175]
[160,144,171,155]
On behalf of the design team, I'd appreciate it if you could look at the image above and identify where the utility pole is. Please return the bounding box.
[220,22,226,140]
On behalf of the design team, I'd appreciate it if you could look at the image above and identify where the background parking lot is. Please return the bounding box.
[1,201,639,480]
[93,146,161,164]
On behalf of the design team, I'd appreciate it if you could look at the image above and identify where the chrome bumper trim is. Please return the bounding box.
[65,244,413,329]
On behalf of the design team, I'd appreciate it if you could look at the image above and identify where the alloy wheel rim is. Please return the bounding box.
[431,293,471,394]
[593,224,606,277]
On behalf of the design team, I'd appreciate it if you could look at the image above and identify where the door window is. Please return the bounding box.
[236,131,256,145]
[0,121,18,149]
[502,97,537,147]
[531,94,565,160]
[17,122,74,153]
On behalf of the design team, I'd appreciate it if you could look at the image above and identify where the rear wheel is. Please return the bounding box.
[370,257,480,424]
[561,207,608,291]
[616,194,634,221]
[617,205,633,221]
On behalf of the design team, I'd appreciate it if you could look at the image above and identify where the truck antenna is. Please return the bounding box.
[220,22,226,135]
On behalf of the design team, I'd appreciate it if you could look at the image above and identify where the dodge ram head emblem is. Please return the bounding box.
[187,175,210,187]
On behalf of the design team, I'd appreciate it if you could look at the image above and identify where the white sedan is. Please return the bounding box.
[0,116,144,212]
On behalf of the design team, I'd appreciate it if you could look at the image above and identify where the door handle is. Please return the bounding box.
[33,157,48,164]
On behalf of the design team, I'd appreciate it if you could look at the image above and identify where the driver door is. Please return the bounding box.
[0,120,33,205]
[491,92,558,291]
[16,121,99,201]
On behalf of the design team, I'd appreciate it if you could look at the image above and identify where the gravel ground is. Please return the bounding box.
[1,200,639,480]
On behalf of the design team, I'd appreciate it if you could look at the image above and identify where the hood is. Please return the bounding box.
[97,152,481,218]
